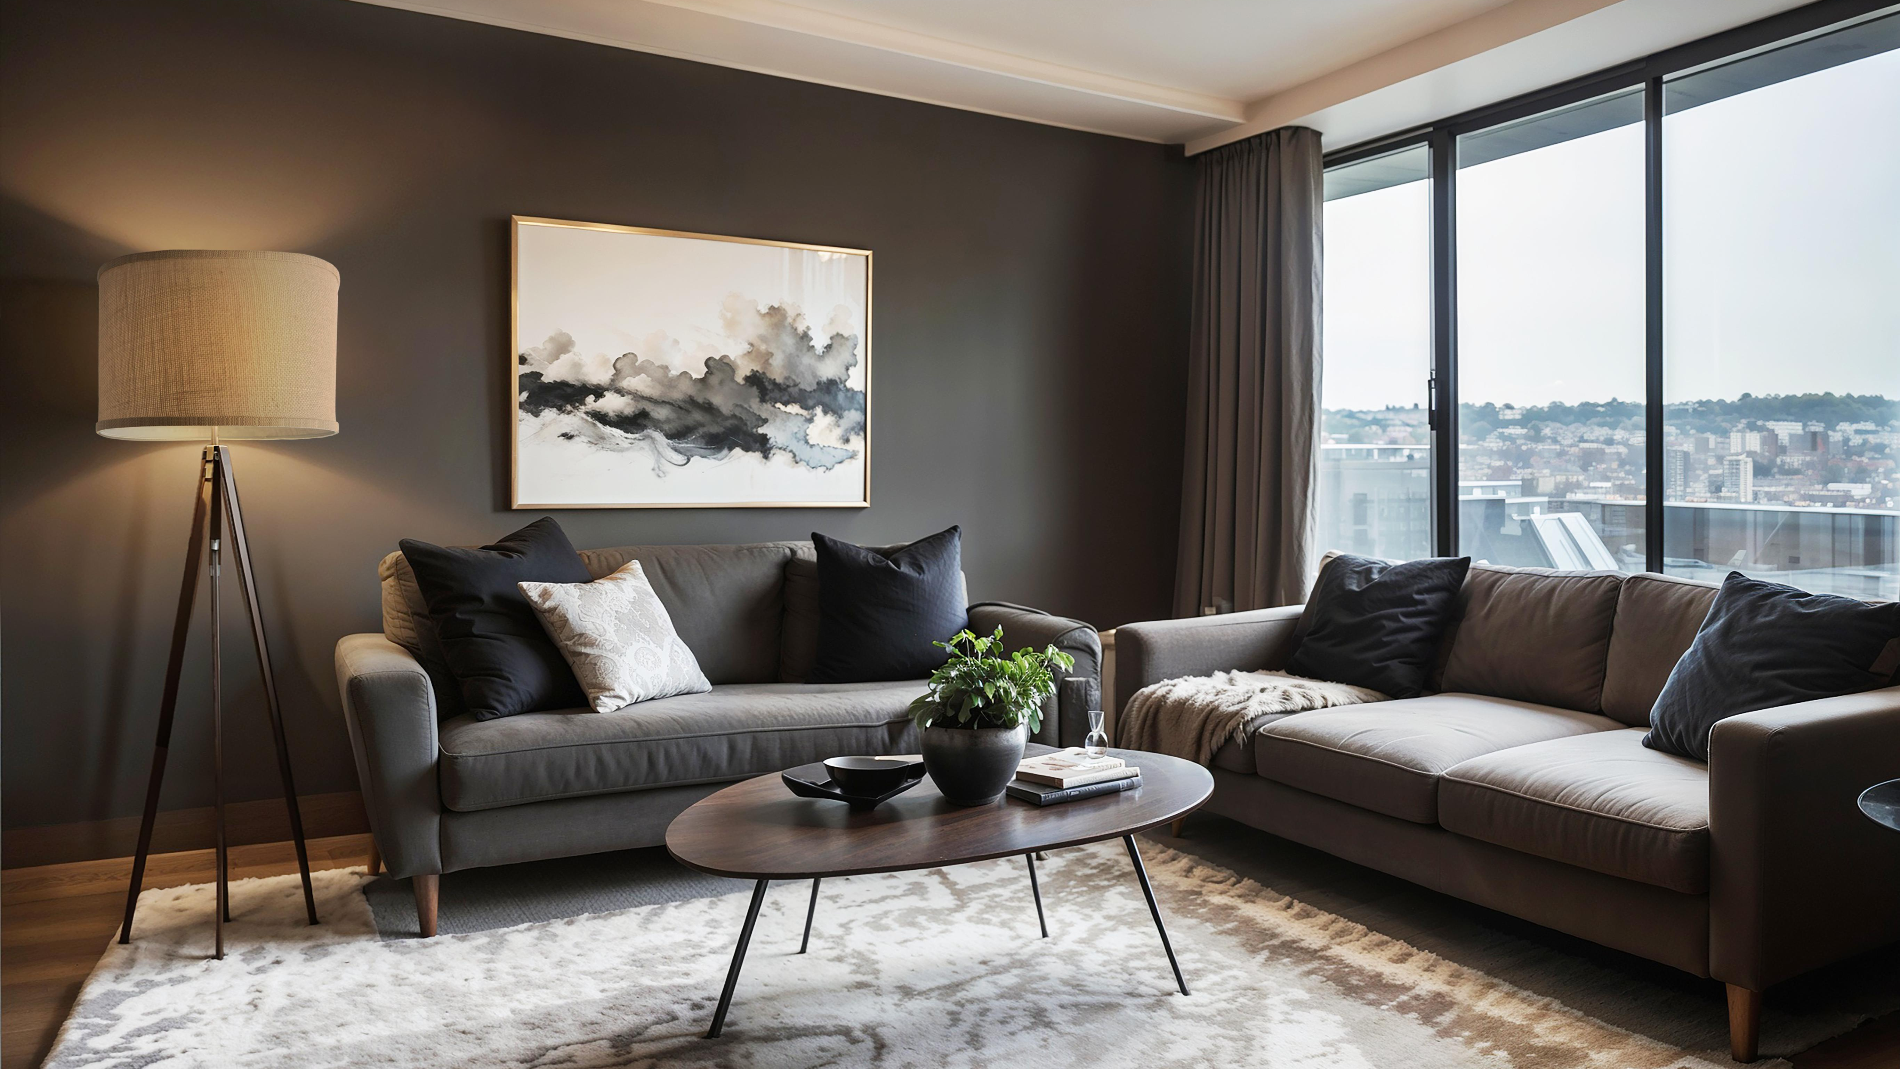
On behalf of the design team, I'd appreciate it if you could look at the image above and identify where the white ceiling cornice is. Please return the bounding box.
[643,0,1243,121]
[350,0,1243,141]
[1188,0,1621,154]
[1190,0,1811,154]
[347,0,1820,149]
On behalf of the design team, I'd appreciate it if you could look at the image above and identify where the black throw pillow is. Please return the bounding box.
[808,526,969,683]
[1287,553,1472,699]
[399,517,593,721]
[1644,572,1900,761]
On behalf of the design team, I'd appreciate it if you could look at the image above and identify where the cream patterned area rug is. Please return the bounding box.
[46,843,1786,1068]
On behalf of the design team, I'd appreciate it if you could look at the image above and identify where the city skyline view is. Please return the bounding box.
[1315,36,1898,599]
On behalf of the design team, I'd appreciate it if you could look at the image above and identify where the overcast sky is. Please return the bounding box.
[1322,46,1900,412]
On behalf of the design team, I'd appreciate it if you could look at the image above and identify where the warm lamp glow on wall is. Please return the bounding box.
[97,250,338,959]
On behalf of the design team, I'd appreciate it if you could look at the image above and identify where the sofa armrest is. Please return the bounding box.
[967,602,1102,748]
[1112,605,1305,714]
[335,634,443,878]
[1708,685,1900,991]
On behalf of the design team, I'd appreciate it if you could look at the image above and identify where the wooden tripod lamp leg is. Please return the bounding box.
[120,449,214,945]
[209,466,227,960]
[216,446,318,926]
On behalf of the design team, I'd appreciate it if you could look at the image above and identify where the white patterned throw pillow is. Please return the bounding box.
[518,561,711,712]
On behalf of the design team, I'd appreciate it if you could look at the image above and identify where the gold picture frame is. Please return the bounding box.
[510,215,872,509]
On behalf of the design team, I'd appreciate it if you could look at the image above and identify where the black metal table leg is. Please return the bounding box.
[798,877,821,954]
[1025,854,1048,938]
[1124,835,1188,995]
[707,880,770,1038]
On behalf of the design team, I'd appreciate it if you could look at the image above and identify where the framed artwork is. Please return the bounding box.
[510,216,871,508]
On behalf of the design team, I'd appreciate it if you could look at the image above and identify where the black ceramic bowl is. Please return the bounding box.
[823,755,925,796]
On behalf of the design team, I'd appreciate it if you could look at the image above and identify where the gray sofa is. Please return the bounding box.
[1115,564,1900,1062]
[336,539,1101,934]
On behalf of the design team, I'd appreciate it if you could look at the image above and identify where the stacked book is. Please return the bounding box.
[1006,748,1140,806]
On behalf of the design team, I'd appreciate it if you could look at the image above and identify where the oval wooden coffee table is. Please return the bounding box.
[666,748,1213,1037]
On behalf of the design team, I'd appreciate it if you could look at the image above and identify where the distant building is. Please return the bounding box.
[1729,428,1780,458]
[1315,444,1431,560]
[1665,448,1690,498]
[1783,425,1830,454]
[1724,455,1754,503]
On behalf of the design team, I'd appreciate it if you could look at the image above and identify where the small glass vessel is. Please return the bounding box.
[1084,710,1109,759]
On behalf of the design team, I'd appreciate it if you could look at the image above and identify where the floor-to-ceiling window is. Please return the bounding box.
[1317,4,1899,596]
[1317,146,1433,564]
[1661,19,1900,599]
[1454,90,1646,571]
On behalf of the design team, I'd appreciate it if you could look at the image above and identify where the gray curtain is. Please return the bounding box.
[1174,126,1323,618]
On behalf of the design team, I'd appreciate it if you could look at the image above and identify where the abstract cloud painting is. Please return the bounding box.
[512,217,870,507]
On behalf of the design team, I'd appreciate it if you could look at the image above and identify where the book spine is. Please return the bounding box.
[1023,775,1140,806]
[1016,765,1136,788]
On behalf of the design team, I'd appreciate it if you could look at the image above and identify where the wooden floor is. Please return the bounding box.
[1,834,373,1069]
[1,833,1893,1069]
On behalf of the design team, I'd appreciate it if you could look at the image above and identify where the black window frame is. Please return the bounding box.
[1320,0,1900,567]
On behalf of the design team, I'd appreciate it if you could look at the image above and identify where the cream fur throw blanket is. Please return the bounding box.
[1119,671,1389,767]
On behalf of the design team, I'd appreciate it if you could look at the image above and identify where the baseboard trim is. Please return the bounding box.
[1,791,369,869]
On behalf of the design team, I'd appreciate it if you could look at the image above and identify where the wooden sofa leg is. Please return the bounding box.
[365,840,380,878]
[413,874,439,938]
[1170,818,1185,838]
[1727,984,1761,1062]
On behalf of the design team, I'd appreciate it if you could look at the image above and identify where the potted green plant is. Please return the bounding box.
[909,627,1076,805]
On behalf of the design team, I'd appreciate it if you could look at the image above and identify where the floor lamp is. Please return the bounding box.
[98,250,340,959]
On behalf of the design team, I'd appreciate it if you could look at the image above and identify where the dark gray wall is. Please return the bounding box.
[0,0,1192,831]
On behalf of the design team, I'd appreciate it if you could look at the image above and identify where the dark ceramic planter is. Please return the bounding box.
[921,723,1029,806]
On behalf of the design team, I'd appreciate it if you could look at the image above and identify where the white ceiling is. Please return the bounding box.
[771,0,1520,102]
[352,0,1816,150]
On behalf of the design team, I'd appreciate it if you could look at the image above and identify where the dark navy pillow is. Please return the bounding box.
[1288,554,1472,699]
[809,526,969,683]
[1644,572,1900,761]
[400,517,593,721]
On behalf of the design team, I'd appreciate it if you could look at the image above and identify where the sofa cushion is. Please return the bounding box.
[1254,695,1621,823]
[780,543,973,684]
[437,680,924,811]
[1288,554,1472,699]
[810,527,969,683]
[1599,573,1719,726]
[1644,572,1900,761]
[578,542,798,686]
[1440,566,1624,712]
[518,561,712,712]
[399,518,594,721]
[1440,728,1710,893]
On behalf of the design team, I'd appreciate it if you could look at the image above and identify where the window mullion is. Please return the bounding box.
[1429,126,1459,558]
[1644,75,1665,574]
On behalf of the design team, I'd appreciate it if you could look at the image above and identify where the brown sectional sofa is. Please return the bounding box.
[1115,564,1900,1062]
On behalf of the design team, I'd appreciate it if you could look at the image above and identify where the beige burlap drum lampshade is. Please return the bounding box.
[96,250,339,440]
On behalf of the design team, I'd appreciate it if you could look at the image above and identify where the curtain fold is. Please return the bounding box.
[1174,126,1323,618]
